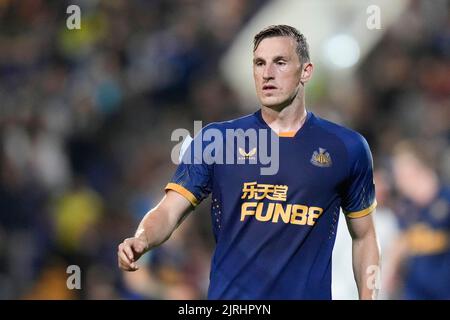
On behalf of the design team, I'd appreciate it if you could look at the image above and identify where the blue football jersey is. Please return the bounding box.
[166,110,377,299]
[395,186,450,299]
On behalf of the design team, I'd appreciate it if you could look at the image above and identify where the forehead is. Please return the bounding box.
[254,36,297,58]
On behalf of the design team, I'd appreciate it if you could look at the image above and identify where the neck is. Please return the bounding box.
[261,96,307,134]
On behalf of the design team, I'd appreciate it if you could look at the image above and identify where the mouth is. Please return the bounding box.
[262,85,277,91]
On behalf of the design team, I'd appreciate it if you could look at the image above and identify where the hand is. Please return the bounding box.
[117,237,148,271]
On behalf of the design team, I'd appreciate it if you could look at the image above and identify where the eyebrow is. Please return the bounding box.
[273,55,288,61]
[253,55,289,63]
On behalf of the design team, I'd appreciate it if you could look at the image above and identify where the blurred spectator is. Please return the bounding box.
[384,140,450,299]
[51,177,103,253]
[332,168,398,299]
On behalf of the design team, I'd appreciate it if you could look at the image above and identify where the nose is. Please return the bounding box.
[263,63,275,80]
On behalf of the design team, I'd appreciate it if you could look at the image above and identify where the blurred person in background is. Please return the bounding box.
[118,25,380,300]
[332,168,398,299]
[384,140,450,299]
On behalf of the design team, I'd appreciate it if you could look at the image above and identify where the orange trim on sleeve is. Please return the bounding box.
[165,183,199,207]
[345,200,377,219]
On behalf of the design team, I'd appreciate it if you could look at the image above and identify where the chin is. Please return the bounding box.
[260,95,278,105]
[260,97,287,109]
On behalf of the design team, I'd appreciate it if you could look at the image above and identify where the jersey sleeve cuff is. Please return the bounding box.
[165,183,199,207]
[344,200,377,219]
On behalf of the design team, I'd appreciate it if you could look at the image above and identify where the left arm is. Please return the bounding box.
[346,212,381,300]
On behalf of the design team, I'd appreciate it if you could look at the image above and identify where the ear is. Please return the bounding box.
[300,62,314,85]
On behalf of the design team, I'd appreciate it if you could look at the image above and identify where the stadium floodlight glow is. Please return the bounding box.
[323,34,360,69]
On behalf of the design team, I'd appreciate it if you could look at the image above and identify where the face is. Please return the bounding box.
[392,153,430,202]
[253,36,311,109]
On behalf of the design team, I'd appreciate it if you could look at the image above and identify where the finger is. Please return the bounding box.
[119,259,139,272]
[119,249,141,270]
[118,259,129,271]
[131,264,139,271]
[118,257,129,270]
[118,249,132,267]
[122,243,135,262]
[119,259,138,271]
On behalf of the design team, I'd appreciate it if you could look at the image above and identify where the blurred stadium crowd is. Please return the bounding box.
[0,0,448,299]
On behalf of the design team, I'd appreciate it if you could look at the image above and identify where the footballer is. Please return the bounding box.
[118,25,380,300]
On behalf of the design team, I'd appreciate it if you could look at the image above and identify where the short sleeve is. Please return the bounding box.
[165,126,214,207]
[340,134,377,218]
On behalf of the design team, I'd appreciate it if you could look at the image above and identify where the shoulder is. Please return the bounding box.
[204,113,258,131]
[311,114,372,158]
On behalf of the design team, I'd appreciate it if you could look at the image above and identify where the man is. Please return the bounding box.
[118,25,380,299]
[384,141,450,299]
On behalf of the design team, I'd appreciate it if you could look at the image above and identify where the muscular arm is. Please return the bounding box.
[135,190,193,249]
[345,212,381,300]
[118,190,193,271]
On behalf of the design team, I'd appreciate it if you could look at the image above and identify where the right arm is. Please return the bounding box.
[118,190,193,271]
